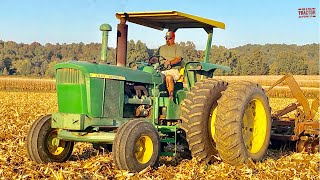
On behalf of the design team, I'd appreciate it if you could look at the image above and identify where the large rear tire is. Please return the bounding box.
[180,79,228,162]
[112,120,160,172]
[215,82,271,165]
[26,114,74,163]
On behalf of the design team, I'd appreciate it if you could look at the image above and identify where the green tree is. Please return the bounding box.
[127,40,149,64]
[269,51,307,75]
[2,68,8,75]
[179,41,199,61]
[12,59,32,75]
[40,61,49,76]
[306,60,319,75]
[0,40,318,76]
[32,66,40,76]
[45,60,58,77]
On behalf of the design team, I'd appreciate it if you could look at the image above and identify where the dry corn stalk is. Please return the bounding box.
[0,91,319,179]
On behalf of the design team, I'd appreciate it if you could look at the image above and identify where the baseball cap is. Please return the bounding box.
[165,31,175,39]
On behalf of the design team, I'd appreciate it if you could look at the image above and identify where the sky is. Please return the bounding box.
[0,0,319,50]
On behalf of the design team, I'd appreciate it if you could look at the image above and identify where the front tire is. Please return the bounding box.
[112,120,160,172]
[215,82,271,165]
[26,114,74,163]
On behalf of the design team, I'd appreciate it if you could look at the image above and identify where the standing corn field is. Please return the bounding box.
[1,76,319,98]
[0,77,56,91]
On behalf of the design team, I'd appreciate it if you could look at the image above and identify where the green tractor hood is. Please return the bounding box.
[54,61,163,118]
[54,61,163,84]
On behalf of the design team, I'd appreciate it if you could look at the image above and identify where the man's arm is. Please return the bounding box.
[165,45,183,65]
[166,57,182,65]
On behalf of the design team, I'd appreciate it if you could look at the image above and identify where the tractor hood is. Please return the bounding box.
[54,61,163,85]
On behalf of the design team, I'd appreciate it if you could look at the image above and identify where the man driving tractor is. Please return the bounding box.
[150,31,183,100]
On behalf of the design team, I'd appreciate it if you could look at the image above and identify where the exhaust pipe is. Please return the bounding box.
[116,17,128,67]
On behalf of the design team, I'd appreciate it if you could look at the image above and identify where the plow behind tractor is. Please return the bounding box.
[268,73,319,153]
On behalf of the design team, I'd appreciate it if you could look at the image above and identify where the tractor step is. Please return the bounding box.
[160,152,176,156]
[156,125,177,133]
[160,138,175,143]
[157,125,177,157]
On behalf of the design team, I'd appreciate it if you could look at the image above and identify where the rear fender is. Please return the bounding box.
[184,62,231,90]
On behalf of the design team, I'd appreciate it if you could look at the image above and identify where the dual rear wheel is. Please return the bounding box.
[181,79,271,165]
[215,81,271,164]
[180,79,228,162]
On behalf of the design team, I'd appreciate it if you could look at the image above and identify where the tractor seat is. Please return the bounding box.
[176,61,186,83]
[159,61,186,97]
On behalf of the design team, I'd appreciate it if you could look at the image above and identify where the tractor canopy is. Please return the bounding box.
[115,10,225,31]
[115,10,226,64]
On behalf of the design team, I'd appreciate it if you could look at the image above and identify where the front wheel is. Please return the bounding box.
[112,120,160,172]
[215,82,271,165]
[26,114,74,163]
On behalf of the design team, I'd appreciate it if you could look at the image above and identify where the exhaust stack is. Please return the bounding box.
[116,17,128,67]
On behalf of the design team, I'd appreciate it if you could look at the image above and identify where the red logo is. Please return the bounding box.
[298,8,316,18]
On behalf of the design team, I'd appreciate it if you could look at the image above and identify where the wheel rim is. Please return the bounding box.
[47,130,67,155]
[135,135,153,164]
[242,99,267,154]
[210,106,218,141]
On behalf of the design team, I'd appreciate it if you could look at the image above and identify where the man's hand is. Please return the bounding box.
[163,60,172,69]
[164,60,171,66]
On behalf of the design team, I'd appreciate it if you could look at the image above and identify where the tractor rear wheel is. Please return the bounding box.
[180,79,228,163]
[112,120,160,172]
[26,114,74,163]
[215,82,271,165]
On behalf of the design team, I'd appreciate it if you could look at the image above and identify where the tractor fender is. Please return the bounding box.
[199,62,231,72]
[184,61,231,73]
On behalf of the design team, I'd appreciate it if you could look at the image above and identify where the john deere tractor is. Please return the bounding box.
[27,11,271,172]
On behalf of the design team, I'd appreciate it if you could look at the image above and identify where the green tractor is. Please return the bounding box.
[27,11,271,172]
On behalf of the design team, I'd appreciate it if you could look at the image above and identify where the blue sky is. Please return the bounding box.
[0,0,319,49]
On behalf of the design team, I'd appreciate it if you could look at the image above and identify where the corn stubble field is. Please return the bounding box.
[0,76,319,179]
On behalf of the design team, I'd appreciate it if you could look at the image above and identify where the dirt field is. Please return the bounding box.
[0,91,319,179]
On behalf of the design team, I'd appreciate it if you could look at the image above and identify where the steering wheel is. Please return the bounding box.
[148,55,165,64]
[148,55,171,70]
[128,58,149,70]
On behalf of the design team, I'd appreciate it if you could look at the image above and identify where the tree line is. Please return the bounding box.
[0,40,318,77]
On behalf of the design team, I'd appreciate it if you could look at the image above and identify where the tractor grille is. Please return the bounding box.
[56,68,85,84]
[103,79,122,117]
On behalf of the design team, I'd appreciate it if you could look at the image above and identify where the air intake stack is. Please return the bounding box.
[99,24,112,63]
